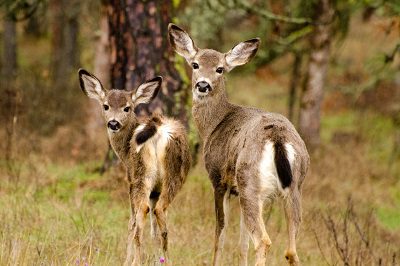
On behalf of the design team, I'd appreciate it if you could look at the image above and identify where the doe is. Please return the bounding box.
[169,24,309,266]
[78,69,191,266]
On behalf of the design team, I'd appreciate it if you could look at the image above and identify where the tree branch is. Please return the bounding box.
[212,0,312,24]
[233,0,312,24]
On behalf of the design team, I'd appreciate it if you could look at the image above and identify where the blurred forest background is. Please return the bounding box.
[0,0,399,265]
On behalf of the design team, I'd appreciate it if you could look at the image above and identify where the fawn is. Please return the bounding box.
[78,69,191,265]
[169,24,309,266]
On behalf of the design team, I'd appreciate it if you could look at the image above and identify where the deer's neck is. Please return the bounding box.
[107,122,136,164]
[192,90,234,139]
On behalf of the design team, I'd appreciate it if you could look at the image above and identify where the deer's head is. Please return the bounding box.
[78,69,162,133]
[168,24,260,102]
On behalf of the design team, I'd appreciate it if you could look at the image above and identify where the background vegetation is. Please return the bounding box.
[0,0,399,265]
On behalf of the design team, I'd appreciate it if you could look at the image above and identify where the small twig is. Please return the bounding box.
[384,43,400,63]
[312,213,332,266]
[324,214,349,265]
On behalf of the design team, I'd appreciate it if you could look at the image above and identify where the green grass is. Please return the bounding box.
[376,187,400,231]
[321,111,358,142]
[0,162,128,265]
[377,207,400,231]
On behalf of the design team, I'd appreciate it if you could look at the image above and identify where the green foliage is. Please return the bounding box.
[0,0,46,21]
[180,0,246,48]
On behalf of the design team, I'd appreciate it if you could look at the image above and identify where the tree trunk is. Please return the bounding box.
[1,15,19,168]
[89,4,110,138]
[92,4,114,175]
[126,0,187,121]
[2,17,17,83]
[50,0,80,90]
[107,0,129,91]
[107,0,188,121]
[288,52,302,122]
[298,0,334,150]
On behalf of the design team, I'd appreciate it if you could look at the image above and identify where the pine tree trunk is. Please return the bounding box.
[298,0,334,150]
[125,0,187,121]
[107,0,188,121]
[107,0,129,91]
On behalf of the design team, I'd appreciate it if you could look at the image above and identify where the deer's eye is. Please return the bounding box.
[103,104,109,111]
[124,106,130,112]
[216,67,224,74]
[192,63,199,69]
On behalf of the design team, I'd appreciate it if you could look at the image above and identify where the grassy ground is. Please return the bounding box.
[1,75,399,265]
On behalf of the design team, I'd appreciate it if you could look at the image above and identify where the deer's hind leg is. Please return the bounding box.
[239,195,271,266]
[149,191,160,240]
[153,173,184,263]
[239,208,250,266]
[125,180,150,266]
[237,166,272,266]
[283,186,302,265]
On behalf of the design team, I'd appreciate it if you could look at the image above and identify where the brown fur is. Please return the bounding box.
[78,69,191,266]
[169,24,309,266]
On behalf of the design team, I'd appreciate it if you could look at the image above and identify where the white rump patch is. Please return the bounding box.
[259,141,295,198]
[284,143,296,170]
[259,141,279,199]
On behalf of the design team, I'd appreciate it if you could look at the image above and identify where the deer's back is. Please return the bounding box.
[203,105,309,191]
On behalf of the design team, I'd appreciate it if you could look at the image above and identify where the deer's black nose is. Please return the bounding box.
[107,120,121,131]
[196,81,211,93]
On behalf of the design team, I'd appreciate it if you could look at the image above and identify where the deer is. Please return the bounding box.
[169,24,309,266]
[78,69,191,266]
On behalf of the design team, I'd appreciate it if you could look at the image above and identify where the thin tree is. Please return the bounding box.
[1,13,18,163]
[50,0,80,91]
[298,0,334,150]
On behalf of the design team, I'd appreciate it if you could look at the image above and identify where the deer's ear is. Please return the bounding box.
[168,23,198,63]
[224,38,260,72]
[78,68,106,102]
[133,76,162,106]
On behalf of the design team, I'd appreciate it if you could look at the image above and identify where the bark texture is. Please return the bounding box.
[107,0,188,121]
[298,0,334,149]
[107,0,129,91]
